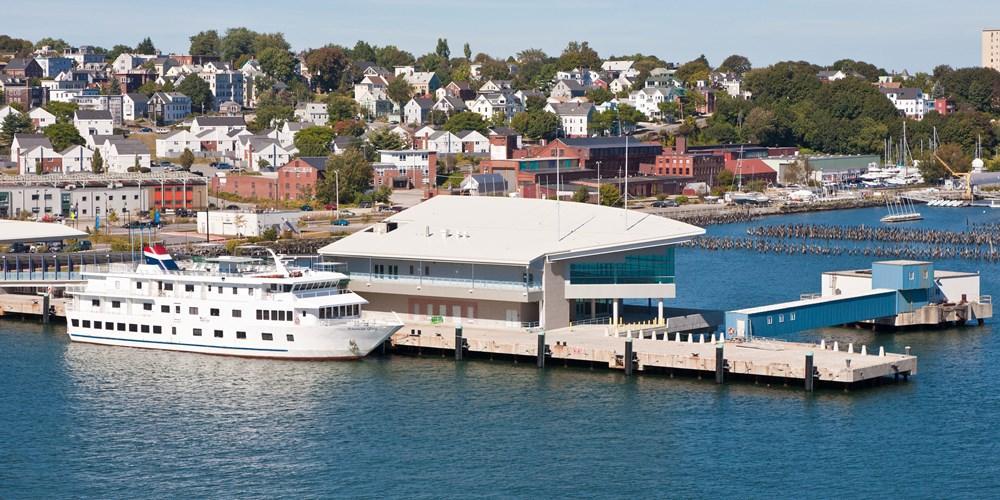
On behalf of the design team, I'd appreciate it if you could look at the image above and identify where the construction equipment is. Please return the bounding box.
[933,152,974,201]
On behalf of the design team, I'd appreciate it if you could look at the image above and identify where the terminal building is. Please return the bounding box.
[318,196,704,330]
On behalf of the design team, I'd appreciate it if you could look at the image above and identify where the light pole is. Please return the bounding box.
[596,160,602,205]
[334,170,340,215]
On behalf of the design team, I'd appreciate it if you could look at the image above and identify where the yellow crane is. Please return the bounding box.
[933,151,974,201]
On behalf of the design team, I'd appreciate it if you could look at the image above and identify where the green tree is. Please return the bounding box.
[92,149,103,173]
[258,158,270,169]
[675,55,711,86]
[318,149,372,203]
[34,37,69,51]
[524,94,547,112]
[189,30,220,57]
[557,41,601,70]
[294,126,335,156]
[35,159,42,175]
[220,27,257,63]
[326,95,359,122]
[572,185,590,203]
[444,111,489,134]
[375,45,416,68]
[305,47,350,92]
[0,112,33,150]
[332,119,365,137]
[463,42,472,60]
[715,169,735,189]
[367,127,406,151]
[179,148,195,169]
[435,38,450,60]
[598,184,622,207]
[718,54,752,75]
[177,74,214,112]
[105,44,132,63]
[373,185,393,204]
[253,32,290,55]
[616,104,645,128]
[743,61,822,104]
[44,101,78,123]
[386,77,413,106]
[258,47,296,83]
[135,37,156,54]
[108,78,121,95]
[428,109,449,126]
[511,110,559,141]
[42,122,85,151]
[586,87,613,105]
[349,41,377,63]
[261,226,278,241]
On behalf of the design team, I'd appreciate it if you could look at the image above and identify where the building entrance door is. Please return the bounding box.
[505,309,519,328]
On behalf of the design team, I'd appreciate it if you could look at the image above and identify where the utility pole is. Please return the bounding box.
[596,160,602,205]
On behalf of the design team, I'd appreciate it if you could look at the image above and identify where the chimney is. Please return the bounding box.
[676,135,687,154]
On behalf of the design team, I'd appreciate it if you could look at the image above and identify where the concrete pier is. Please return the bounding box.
[390,322,917,388]
[0,294,68,318]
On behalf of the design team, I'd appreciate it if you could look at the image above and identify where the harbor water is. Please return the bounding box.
[2,206,999,498]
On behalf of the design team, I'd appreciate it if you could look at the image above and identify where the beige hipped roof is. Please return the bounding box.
[319,196,704,266]
[0,220,88,243]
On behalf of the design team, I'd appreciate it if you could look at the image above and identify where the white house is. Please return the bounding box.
[122,93,149,122]
[27,107,57,130]
[609,75,636,94]
[394,66,440,95]
[60,144,94,172]
[470,93,520,121]
[544,102,594,137]
[294,102,329,125]
[0,105,21,122]
[456,130,490,153]
[73,109,114,138]
[103,139,152,172]
[156,129,202,158]
[243,137,293,170]
[880,87,930,120]
[422,130,463,154]
[404,97,434,125]
[269,121,307,149]
[111,53,157,74]
[433,96,467,115]
[601,60,639,79]
[148,92,192,125]
[19,144,60,174]
[190,116,246,135]
[628,87,677,120]
[197,62,245,111]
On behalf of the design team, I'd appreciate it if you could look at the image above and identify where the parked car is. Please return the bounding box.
[651,200,678,208]
[174,208,191,218]
[331,219,350,226]
[46,241,65,252]
[216,163,233,170]
[68,240,92,252]
[389,205,404,212]
[29,243,49,253]
[358,201,373,209]
[155,127,169,133]
[138,127,152,133]
[7,242,29,253]
[300,204,313,211]
[339,210,356,217]
[225,205,240,210]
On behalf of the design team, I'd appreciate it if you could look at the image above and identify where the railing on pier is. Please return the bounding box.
[348,272,542,291]
[570,315,613,326]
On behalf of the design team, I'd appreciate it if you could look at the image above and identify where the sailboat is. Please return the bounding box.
[881,196,923,223]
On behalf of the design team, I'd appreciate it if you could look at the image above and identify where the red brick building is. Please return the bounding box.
[2,58,42,79]
[523,137,663,178]
[641,136,723,186]
[276,157,326,200]
[933,98,956,116]
[151,180,206,210]
[211,174,278,201]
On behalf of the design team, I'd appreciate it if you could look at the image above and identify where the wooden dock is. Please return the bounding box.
[0,293,68,320]
[390,322,917,389]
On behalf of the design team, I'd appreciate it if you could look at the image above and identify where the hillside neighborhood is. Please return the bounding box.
[0,30,999,218]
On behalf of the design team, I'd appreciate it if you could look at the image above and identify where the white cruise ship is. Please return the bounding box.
[65,245,402,360]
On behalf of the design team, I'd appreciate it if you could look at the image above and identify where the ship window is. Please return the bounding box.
[302,310,307,317]
[171,327,176,335]
[263,310,270,320]
[248,288,253,296]
[175,305,180,313]
[117,323,125,331]
[141,325,149,333]
[272,310,279,320]
[111,301,120,308]
[214,330,223,338]
[193,328,202,336]
[232,310,241,318]
[256,309,263,320]
[283,284,292,292]
[164,283,173,291]
[71,319,79,327]
[153,326,161,334]
[136,282,142,289]
[262,332,273,341]
[105,321,114,330]
[287,310,293,321]
[218,286,223,294]
[129,324,138,332]
[232,287,238,294]
[319,308,326,319]
[82,320,90,328]
[161,305,169,313]
[286,334,294,342]
[210,308,219,317]
[236,331,246,339]
[189,307,198,315]
[185,284,194,292]
[143,303,152,311]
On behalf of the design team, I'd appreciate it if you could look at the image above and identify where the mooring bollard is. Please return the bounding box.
[833,341,839,352]
[715,343,725,384]
[454,325,463,361]
[536,331,546,369]
[861,345,868,356]
[847,342,854,353]
[905,346,912,356]
[41,293,50,325]
[879,346,885,357]
[624,337,634,376]
[805,352,815,392]
[699,333,705,343]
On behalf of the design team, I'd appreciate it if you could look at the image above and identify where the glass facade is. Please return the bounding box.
[519,159,576,172]
[569,248,675,285]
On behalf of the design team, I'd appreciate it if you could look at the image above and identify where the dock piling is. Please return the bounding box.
[41,293,50,325]
[624,337,634,376]
[454,325,463,361]
[805,352,815,392]
[536,331,546,368]
[715,343,725,384]
[905,346,911,356]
